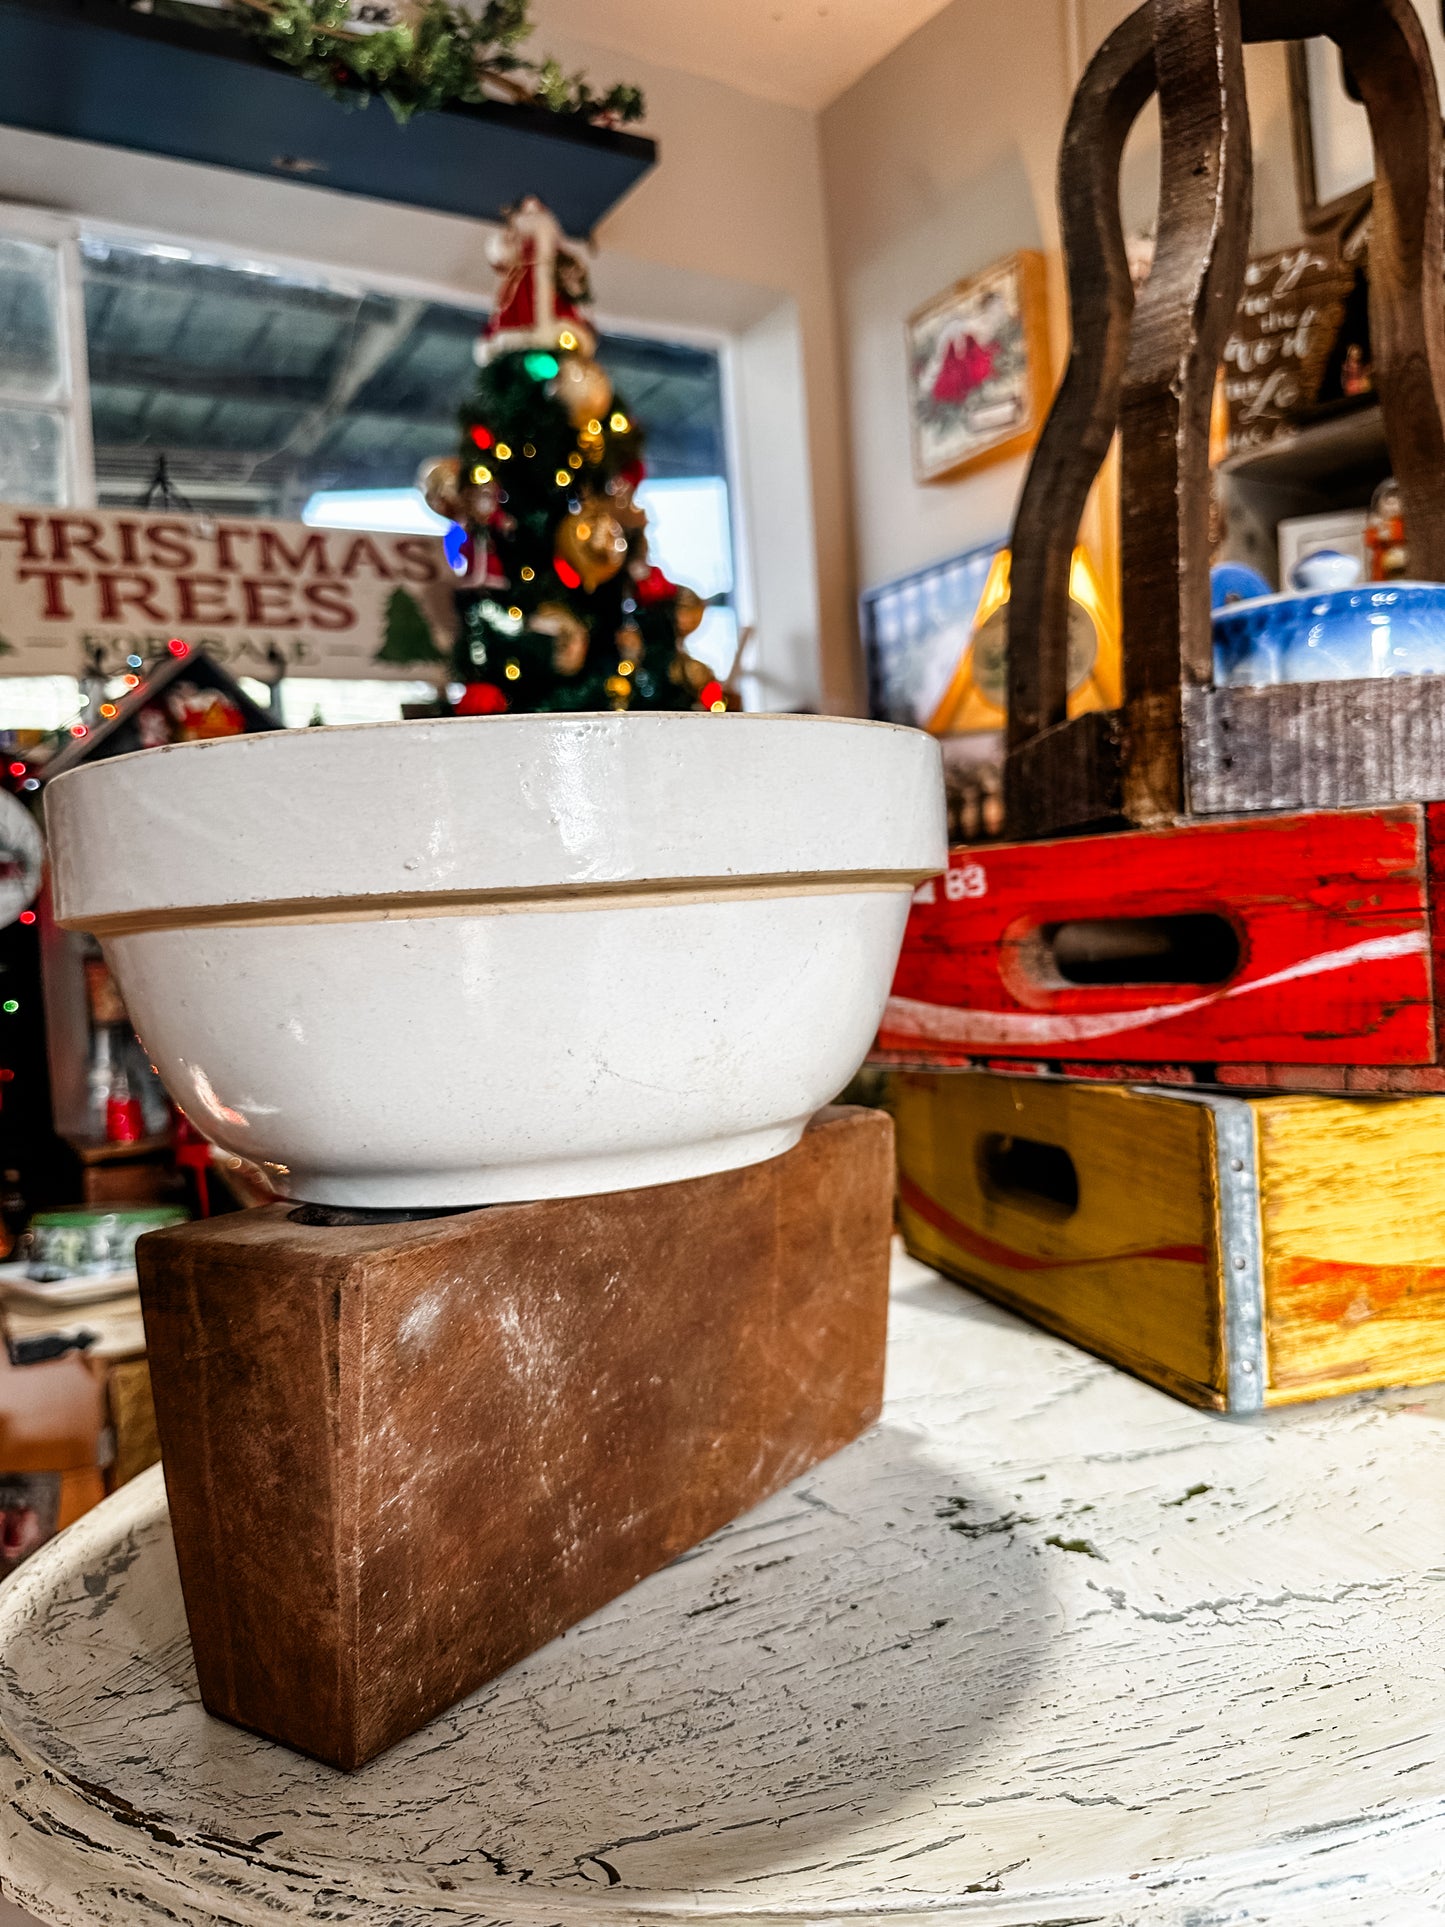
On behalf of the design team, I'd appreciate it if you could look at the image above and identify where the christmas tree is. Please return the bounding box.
[420,199,722,716]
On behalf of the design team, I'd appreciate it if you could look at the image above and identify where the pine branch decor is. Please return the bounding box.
[135,0,645,127]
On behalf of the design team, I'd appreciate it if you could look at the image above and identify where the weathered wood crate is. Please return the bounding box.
[893,1068,1445,1411]
[1184,680,1445,818]
[908,0,1445,1091]
[875,805,1445,1091]
[1005,0,1445,839]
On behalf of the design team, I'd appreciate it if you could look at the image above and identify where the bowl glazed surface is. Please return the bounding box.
[47,713,945,1205]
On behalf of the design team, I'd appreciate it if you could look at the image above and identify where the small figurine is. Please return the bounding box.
[1341,342,1373,398]
[1366,476,1408,580]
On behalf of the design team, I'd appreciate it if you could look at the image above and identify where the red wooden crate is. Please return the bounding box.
[873,806,1445,1090]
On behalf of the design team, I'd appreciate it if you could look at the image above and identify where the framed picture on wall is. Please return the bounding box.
[1288,6,1445,232]
[860,540,1004,729]
[904,251,1050,485]
[860,540,1120,736]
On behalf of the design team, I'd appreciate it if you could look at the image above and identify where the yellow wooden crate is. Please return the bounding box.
[893,1069,1445,1412]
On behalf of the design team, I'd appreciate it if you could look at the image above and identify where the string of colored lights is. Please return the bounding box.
[2,639,192,797]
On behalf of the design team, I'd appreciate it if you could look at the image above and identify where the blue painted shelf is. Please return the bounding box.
[0,0,655,236]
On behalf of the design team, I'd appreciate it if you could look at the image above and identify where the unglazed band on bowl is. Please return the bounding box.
[62,867,940,938]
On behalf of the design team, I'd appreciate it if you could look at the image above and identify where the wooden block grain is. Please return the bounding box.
[136,1107,893,1769]
[1004,710,1125,840]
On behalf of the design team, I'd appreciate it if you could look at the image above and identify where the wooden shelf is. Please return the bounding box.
[0,0,655,237]
[63,1135,170,1167]
[1220,402,1387,489]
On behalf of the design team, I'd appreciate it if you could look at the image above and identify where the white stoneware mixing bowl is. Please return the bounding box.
[47,713,945,1207]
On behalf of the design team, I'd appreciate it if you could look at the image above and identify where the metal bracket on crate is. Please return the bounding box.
[1005,0,1445,839]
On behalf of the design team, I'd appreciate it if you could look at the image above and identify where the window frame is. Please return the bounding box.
[0,205,97,509]
[74,211,749,660]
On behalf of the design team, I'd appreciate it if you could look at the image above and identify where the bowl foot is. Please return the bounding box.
[279,1117,814,1209]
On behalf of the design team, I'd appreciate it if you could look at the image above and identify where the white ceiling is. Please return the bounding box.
[529,0,960,112]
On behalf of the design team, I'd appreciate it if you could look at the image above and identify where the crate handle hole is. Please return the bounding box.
[1041,914,1240,986]
[977,1133,1079,1221]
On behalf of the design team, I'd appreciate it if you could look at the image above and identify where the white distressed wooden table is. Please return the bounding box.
[1,1248,1444,1926]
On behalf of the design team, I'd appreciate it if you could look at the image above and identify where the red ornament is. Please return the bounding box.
[700,680,725,710]
[634,565,677,606]
[172,1109,213,1214]
[470,425,494,451]
[106,1093,144,1144]
[173,1112,210,1165]
[619,458,646,490]
[479,542,511,592]
[455,682,509,716]
[554,558,582,591]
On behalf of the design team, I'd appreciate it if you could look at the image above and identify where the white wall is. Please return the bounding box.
[0,24,859,710]
[819,0,1303,597]
[820,0,1072,594]
[549,26,857,712]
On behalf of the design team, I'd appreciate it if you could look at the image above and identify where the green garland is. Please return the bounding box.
[140,0,644,126]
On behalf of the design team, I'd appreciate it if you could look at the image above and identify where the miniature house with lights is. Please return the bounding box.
[37,643,277,781]
[12,647,278,1204]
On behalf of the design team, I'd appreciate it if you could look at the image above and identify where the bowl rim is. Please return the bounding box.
[44,706,928,782]
[45,708,948,934]
[1212,579,1445,625]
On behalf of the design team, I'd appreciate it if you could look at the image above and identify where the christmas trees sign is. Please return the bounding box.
[420,199,722,715]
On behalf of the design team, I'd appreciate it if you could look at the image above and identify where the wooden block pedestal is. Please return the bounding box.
[893,1070,1445,1414]
[135,1107,892,1769]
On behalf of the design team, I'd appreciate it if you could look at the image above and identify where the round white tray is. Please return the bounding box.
[1,1249,1442,1925]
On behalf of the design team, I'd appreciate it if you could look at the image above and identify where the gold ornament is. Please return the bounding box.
[419,455,499,528]
[676,652,713,693]
[418,455,466,522]
[529,601,590,677]
[606,472,648,530]
[604,674,633,710]
[673,586,706,639]
[556,500,629,593]
[552,355,614,428]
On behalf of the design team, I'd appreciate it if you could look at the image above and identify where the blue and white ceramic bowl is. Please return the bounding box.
[1212,582,1445,687]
